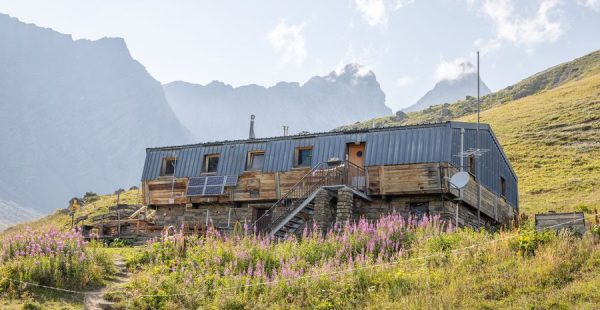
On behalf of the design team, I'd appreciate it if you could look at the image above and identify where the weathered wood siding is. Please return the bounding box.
[367,163,445,195]
[142,162,515,226]
[445,166,515,224]
[143,177,188,205]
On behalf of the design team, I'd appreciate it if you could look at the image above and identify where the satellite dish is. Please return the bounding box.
[449,171,470,189]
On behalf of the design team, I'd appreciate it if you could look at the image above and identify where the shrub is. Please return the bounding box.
[592,225,600,239]
[83,192,99,203]
[511,228,554,256]
[574,204,591,213]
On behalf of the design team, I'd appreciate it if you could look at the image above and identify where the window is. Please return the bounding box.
[468,154,476,176]
[500,176,507,197]
[161,158,176,176]
[294,147,313,167]
[247,151,265,171]
[203,154,220,173]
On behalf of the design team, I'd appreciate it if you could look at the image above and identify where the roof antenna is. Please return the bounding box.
[249,115,256,139]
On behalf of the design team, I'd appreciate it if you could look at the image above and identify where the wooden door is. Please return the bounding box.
[254,208,271,232]
[347,143,366,189]
[347,143,366,168]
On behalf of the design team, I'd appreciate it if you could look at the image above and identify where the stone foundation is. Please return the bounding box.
[154,192,503,233]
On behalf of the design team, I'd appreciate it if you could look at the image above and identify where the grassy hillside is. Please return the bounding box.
[1,189,142,236]
[340,50,600,214]
[459,72,600,213]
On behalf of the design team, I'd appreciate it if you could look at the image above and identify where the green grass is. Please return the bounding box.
[459,72,600,214]
[116,219,600,309]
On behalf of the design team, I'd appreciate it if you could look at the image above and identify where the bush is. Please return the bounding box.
[83,192,99,203]
[511,228,555,256]
[109,238,135,248]
[592,225,600,239]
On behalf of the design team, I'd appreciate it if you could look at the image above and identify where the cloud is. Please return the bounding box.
[354,0,415,28]
[268,21,307,64]
[394,0,416,10]
[474,0,563,53]
[578,0,600,11]
[435,58,476,82]
[396,76,414,87]
[355,0,389,28]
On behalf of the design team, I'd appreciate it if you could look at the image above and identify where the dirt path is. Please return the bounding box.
[84,256,130,310]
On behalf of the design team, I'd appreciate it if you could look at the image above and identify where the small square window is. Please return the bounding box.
[161,158,176,176]
[203,154,220,173]
[247,151,265,171]
[295,147,313,167]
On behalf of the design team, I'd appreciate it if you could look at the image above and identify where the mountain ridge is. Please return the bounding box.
[0,13,192,218]
[403,71,491,112]
[163,63,392,141]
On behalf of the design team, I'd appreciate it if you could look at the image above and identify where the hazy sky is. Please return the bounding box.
[1,0,599,111]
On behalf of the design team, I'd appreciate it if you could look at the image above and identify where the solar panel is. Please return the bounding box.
[187,186,205,196]
[204,185,224,196]
[188,177,206,187]
[207,176,225,186]
[224,175,238,186]
[187,175,237,196]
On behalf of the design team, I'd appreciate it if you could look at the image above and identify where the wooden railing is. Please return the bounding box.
[251,160,366,234]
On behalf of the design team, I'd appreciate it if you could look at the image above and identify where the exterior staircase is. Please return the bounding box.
[252,160,366,238]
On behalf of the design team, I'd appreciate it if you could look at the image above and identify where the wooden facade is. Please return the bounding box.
[142,161,515,229]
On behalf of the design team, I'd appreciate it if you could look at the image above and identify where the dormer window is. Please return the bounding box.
[161,158,176,176]
[294,147,313,168]
[247,151,265,171]
[203,154,220,174]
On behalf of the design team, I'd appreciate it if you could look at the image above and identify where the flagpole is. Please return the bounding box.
[476,51,481,229]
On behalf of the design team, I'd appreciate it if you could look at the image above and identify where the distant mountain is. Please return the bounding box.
[164,64,392,140]
[403,65,491,113]
[0,13,192,218]
[0,199,40,231]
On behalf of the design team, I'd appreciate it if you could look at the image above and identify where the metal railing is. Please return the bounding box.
[252,160,366,234]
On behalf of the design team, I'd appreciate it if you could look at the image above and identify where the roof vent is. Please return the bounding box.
[249,115,256,140]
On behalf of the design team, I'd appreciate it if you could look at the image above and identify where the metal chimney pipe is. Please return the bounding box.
[283,125,289,137]
[249,115,256,139]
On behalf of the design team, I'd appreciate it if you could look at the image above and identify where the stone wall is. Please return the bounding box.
[313,189,335,233]
[155,204,253,229]
[336,188,353,223]
[358,196,497,228]
[154,192,504,234]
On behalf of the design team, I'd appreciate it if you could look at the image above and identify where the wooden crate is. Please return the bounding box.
[535,212,586,235]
